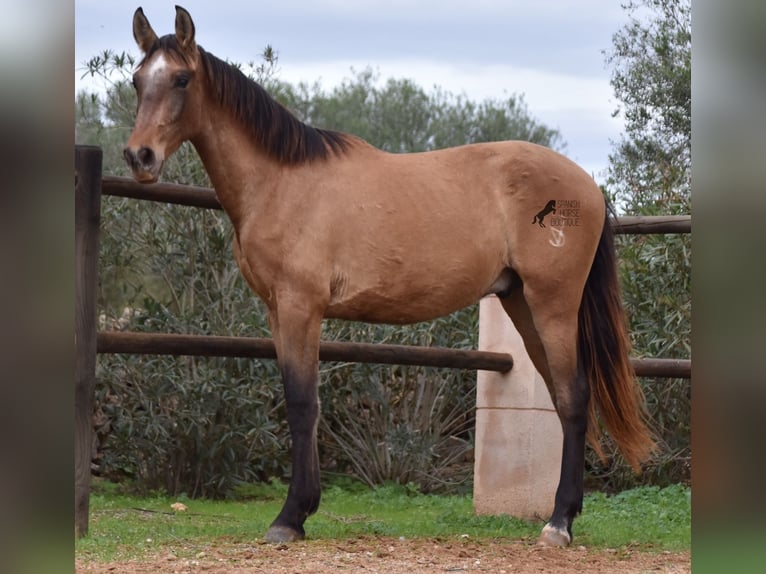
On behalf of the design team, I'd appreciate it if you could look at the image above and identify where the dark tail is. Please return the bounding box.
[578,203,655,471]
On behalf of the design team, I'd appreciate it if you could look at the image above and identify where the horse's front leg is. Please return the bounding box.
[263,294,324,543]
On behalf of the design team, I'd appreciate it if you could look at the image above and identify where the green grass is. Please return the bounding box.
[76,479,690,562]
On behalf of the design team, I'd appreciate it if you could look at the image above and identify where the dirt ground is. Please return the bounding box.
[75,536,691,573]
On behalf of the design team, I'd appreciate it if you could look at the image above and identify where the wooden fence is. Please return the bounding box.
[74,145,691,536]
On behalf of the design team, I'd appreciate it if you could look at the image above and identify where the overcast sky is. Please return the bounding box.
[75,1,630,182]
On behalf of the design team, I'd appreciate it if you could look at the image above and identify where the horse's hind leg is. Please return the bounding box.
[498,285,589,546]
[263,292,325,543]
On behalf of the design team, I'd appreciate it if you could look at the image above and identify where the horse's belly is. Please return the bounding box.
[326,296,470,325]
[324,270,492,325]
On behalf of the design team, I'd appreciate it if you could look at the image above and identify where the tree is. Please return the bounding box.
[605,0,691,213]
[597,0,691,488]
[271,68,563,154]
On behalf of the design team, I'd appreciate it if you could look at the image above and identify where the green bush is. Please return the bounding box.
[94,354,286,497]
[94,197,289,497]
[318,312,478,493]
[585,228,691,490]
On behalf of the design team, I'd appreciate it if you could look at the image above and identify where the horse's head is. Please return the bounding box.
[124,6,202,183]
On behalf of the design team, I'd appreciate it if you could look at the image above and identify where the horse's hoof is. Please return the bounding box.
[264,525,304,544]
[537,523,571,547]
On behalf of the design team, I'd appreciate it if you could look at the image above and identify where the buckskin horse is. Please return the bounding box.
[123,6,654,547]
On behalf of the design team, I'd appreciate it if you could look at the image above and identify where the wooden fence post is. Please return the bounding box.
[75,146,102,537]
[474,296,562,519]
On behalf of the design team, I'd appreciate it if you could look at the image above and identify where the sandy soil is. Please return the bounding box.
[76,536,690,573]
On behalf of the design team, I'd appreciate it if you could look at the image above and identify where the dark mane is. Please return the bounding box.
[198,46,351,164]
[141,36,351,164]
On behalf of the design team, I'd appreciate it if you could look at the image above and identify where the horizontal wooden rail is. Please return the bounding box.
[631,357,691,379]
[97,331,691,378]
[101,176,691,234]
[612,215,691,235]
[97,331,515,373]
[103,176,222,210]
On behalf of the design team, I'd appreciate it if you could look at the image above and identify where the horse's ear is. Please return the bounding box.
[132,7,158,54]
[174,5,196,52]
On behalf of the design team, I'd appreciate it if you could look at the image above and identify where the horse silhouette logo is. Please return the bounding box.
[532,200,556,228]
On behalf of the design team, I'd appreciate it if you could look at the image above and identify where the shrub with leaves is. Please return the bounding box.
[93,197,290,497]
[318,312,479,493]
[591,0,691,489]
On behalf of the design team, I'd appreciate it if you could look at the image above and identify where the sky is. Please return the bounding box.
[75,0,630,182]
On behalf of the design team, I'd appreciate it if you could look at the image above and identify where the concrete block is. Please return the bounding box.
[474,296,563,519]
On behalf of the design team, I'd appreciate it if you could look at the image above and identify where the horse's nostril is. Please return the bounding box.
[123,147,145,171]
[124,146,156,170]
[137,146,155,167]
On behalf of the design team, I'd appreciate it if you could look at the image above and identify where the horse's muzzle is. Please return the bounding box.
[123,145,162,183]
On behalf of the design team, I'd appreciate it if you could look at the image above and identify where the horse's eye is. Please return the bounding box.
[174,75,190,89]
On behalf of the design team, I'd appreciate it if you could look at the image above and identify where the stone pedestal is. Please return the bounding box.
[473,296,562,519]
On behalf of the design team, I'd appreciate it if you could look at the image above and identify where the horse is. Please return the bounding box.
[123,6,654,547]
[532,199,557,227]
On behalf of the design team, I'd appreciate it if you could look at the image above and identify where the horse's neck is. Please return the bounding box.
[190,110,280,228]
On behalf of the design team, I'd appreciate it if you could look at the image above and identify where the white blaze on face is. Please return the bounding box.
[143,53,169,87]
